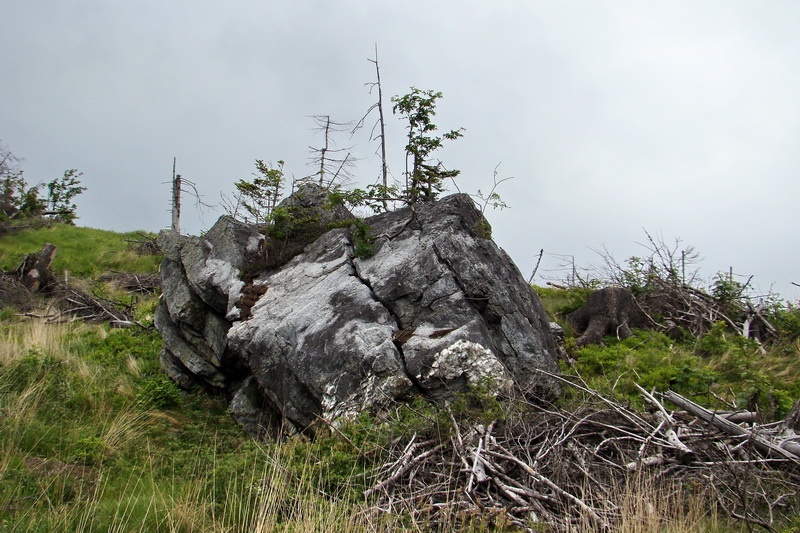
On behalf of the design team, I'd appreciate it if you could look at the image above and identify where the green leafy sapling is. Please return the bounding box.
[327,182,403,214]
[391,88,464,203]
[234,159,288,265]
[234,160,286,228]
[46,169,87,224]
[474,163,512,215]
[1,143,44,220]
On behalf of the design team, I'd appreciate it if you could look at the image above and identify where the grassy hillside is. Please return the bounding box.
[0,224,160,276]
[535,285,800,418]
[1,225,798,531]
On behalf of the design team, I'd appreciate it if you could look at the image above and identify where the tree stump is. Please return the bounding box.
[20,243,57,293]
[567,287,645,347]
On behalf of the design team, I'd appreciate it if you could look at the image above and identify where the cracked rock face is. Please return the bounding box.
[156,191,560,437]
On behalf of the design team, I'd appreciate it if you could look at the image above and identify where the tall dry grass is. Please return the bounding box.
[0,318,785,532]
[572,473,735,533]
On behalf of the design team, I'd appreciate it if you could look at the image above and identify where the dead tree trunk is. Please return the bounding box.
[20,243,57,292]
[371,44,389,195]
[567,287,646,347]
[663,390,800,461]
[318,115,330,186]
[171,157,181,233]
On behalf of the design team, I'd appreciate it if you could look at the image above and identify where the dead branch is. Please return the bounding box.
[663,390,800,463]
[98,271,160,294]
[362,379,800,531]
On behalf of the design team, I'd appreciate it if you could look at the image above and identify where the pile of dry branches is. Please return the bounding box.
[1,241,157,326]
[592,232,781,341]
[98,271,161,294]
[0,273,35,312]
[364,372,800,532]
[125,233,160,255]
[9,284,143,327]
[50,284,140,326]
[632,275,778,342]
[0,270,147,326]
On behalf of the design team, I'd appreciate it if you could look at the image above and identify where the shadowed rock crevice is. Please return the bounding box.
[156,186,561,437]
[347,249,427,397]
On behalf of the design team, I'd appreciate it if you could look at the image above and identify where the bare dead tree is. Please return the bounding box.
[167,158,211,234]
[370,44,388,191]
[307,115,356,188]
[353,43,391,209]
[219,189,244,219]
[171,157,181,233]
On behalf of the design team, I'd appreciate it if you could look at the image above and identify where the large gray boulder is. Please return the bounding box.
[155,215,260,389]
[156,189,560,437]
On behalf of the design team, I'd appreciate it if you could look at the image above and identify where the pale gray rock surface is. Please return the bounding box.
[156,189,560,437]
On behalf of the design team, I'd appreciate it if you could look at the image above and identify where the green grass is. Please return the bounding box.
[535,286,800,419]
[533,284,593,336]
[0,317,401,532]
[0,233,797,531]
[0,224,160,276]
[1,315,792,531]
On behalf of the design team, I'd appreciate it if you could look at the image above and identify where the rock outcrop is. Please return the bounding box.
[156,186,560,437]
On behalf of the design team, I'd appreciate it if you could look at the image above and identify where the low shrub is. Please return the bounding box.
[136,374,181,410]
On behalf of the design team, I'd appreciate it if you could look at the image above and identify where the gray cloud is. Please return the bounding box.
[2,0,798,298]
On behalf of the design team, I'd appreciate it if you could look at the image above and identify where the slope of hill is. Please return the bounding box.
[0,224,798,532]
[0,224,161,276]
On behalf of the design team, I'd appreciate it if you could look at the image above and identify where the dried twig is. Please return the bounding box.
[362,381,800,531]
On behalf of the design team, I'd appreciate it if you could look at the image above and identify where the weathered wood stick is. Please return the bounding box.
[636,384,695,461]
[662,390,800,462]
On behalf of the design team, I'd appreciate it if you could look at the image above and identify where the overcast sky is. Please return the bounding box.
[2,1,798,299]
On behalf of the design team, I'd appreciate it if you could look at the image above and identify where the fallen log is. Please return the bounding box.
[662,390,800,462]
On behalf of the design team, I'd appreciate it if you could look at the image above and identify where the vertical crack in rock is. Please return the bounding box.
[347,249,428,395]
[430,240,505,350]
[157,191,561,439]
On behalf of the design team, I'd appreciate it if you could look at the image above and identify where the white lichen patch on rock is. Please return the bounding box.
[157,193,561,437]
[322,373,413,423]
[420,340,512,394]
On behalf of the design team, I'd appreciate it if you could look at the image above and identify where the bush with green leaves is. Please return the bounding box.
[1,143,87,225]
[562,321,799,419]
[350,219,375,259]
[567,330,716,402]
[135,374,182,409]
[392,88,464,204]
[769,302,800,341]
[73,435,109,465]
[703,325,798,418]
